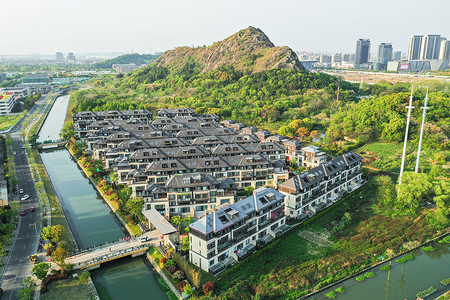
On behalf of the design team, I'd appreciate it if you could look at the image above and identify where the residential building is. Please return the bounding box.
[377,43,393,70]
[393,51,402,61]
[189,187,287,273]
[279,152,362,219]
[67,52,76,61]
[0,73,6,83]
[73,110,152,138]
[407,35,423,61]
[112,64,141,74]
[439,40,450,60]
[157,108,196,118]
[141,173,237,218]
[420,35,445,60]
[56,52,64,61]
[299,145,328,168]
[355,39,370,68]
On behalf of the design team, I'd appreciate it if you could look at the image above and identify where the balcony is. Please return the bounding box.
[258,219,270,229]
[217,241,230,252]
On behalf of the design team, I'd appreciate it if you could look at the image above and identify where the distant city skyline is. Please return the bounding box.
[1,0,449,56]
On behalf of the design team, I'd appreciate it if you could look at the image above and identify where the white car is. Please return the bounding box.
[21,194,29,201]
[19,189,24,194]
[139,236,150,243]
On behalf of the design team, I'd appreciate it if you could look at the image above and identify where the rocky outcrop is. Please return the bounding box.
[154,26,304,74]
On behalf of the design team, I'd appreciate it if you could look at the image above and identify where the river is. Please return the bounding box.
[39,94,167,299]
[308,240,450,300]
[38,94,70,142]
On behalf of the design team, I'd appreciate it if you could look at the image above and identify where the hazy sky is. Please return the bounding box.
[1,0,449,55]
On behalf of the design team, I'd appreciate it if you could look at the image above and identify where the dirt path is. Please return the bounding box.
[298,230,335,248]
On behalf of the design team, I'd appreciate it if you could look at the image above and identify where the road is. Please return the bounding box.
[0,94,51,300]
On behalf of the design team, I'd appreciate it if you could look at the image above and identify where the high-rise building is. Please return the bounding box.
[355,39,370,68]
[67,52,76,61]
[420,35,445,59]
[393,51,402,60]
[407,35,423,60]
[319,54,332,63]
[439,40,450,60]
[332,53,342,63]
[55,52,64,61]
[377,43,393,69]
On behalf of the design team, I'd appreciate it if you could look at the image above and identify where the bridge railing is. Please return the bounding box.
[69,237,138,257]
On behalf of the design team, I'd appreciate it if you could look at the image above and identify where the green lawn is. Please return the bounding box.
[40,277,96,300]
[356,142,449,177]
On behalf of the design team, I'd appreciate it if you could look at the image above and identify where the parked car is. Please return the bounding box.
[30,207,35,212]
[139,236,150,243]
[21,194,29,201]
[20,210,26,216]
[19,189,24,194]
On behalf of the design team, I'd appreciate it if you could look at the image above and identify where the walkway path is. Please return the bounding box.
[298,230,335,248]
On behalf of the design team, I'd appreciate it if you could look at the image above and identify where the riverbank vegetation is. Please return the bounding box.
[0,112,25,131]
[40,275,96,300]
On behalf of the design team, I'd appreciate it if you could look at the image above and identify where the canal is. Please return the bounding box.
[38,94,167,299]
[38,94,70,142]
[308,239,450,300]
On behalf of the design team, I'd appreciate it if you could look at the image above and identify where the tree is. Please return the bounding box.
[172,270,185,281]
[51,247,68,273]
[296,127,310,139]
[31,262,51,280]
[181,236,190,252]
[18,276,35,300]
[184,283,193,296]
[397,172,433,215]
[79,271,90,284]
[41,225,64,246]
[124,198,144,221]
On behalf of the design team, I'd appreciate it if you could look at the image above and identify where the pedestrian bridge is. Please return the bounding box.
[37,140,67,150]
[66,238,152,270]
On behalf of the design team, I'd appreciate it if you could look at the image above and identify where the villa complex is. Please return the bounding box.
[73,108,366,274]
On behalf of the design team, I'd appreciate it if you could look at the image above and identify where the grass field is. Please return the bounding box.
[0,113,24,131]
[40,277,96,300]
[356,142,449,177]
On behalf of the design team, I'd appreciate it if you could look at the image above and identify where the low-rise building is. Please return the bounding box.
[279,152,362,219]
[189,187,287,273]
[299,145,328,168]
[0,92,16,115]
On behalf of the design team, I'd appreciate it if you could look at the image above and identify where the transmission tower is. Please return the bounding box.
[399,86,415,186]
[415,86,430,173]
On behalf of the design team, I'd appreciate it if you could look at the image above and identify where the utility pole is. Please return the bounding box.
[415,86,430,173]
[399,86,415,186]
[336,77,341,102]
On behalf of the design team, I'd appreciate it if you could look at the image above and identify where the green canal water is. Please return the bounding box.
[39,94,167,299]
[309,240,450,300]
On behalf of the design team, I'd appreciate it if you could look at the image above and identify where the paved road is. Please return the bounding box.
[0,94,50,300]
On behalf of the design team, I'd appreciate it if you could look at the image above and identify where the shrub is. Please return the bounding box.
[173,252,214,288]
[439,236,450,244]
[173,270,185,281]
[356,275,366,282]
[165,250,174,259]
[405,253,415,261]
[441,278,450,286]
[164,259,176,268]
[79,271,90,283]
[168,265,177,274]
[365,272,375,278]
[335,286,345,294]
[380,265,391,271]
[325,291,337,299]
[421,246,435,252]
[178,280,188,291]
[160,257,167,265]
[395,257,407,263]
[202,281,216,296]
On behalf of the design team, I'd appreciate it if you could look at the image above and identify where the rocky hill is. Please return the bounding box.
[154,26,304,73]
